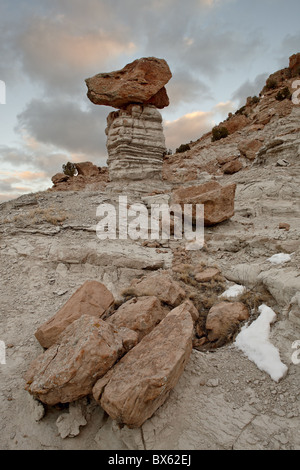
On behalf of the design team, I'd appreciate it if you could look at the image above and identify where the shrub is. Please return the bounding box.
[275,87,292,101]
[265,78,278,90]
[250,95,260,105]
[62,161,77,177]
[175,143,190,153]
[211,126,229,142]
[235,105,246,116]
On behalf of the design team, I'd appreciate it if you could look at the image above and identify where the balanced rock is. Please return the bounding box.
[125,272,186,307]
[93,301,195,428]
[25,315,138,405]
[85,57,172,109]
[107,296,168,341]
[206,301,249,344]
[171,181,236,226]
[106,104,166,181]
[35,281,114,349]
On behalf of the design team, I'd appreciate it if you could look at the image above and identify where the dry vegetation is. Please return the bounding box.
[2,207,67,226]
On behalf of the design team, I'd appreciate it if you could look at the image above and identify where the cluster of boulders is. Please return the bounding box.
[85,57,172,181]
[51,161,109,192]
[24,270,252,428]
[24,275,197,427]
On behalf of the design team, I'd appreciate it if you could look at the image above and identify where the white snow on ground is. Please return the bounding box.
[234,304,288,382]
[220,284,246,299]
[267,253,291,264]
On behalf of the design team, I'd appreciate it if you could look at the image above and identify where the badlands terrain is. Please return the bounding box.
[0,56,299,450]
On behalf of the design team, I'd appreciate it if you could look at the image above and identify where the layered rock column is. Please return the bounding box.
[85,57,172,181]
[105,104,167,180]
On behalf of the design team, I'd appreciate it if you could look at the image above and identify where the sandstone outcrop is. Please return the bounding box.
[171,181,236,226]
[289,52,300,77]
[25,315,138,405]
[85,57,172,109]
[93,302,195,428]
[106,104,167,181]
[51,164,108,192]
[35,280,114,348]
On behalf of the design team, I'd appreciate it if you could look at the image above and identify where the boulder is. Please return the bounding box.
[51,173,70,185]
[35,280,114,348]
[206,301,249,344]
[238,139,264,161]
[85,57,172,109]
[125,272,186,307]
[171,181,236,226]
[93,302,195,428]
[195,267,220,282]
[75,161,99,177]
[223,159,243,174]
[107,296,167,341]
[25,315,138,405]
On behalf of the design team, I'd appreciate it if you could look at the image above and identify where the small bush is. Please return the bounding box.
[175,143,190,153]
[211,126,229,142]
[275,87,292,101]
[265,78,278,90]
[235,105,246,116]
[62,161,77,177]
[250,95,260,105]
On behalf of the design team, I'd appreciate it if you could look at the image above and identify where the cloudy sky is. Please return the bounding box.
[0,0,299,202]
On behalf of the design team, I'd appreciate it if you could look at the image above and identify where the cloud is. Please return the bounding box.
[166,70,213,108]
[16,98,109,159]
[164,110,214,150]
[164,99,235,149]
[16,17,137,94]
[231,73,268,107]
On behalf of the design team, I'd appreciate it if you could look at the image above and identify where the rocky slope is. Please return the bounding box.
[0,56,299,450]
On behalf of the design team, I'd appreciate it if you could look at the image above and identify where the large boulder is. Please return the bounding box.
[35,281,114,348]
[93,301,195,428]
[25,315,138,405]
[85,57,172,109]
[107,296,168,341]
[171,181,236,226]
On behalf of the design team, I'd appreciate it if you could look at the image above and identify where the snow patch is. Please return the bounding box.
[234,304,288,382]
[220,284,246,299]
[267,253,291,265]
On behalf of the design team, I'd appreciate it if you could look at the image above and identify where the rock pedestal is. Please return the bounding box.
[106,104,166,181]
[86,57,172,182]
